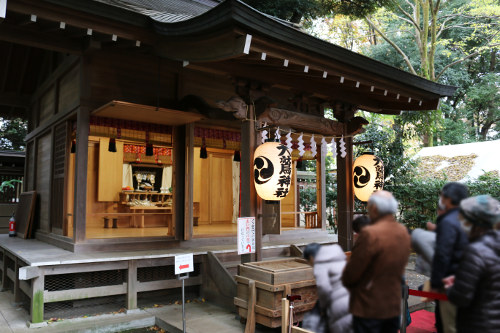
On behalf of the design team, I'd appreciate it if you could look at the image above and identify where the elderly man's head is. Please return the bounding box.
[367,190,398,221]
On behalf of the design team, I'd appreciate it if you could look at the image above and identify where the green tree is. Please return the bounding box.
[361,0,499,146]
[0,118,27,151]
[242,0,391,23]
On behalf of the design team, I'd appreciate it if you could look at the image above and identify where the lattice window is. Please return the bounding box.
[53,122,67,177]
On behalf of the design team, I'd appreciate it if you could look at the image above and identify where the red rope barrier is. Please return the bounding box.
[408,289,448,301]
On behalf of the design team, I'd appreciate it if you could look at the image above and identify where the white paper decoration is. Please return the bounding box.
[321,137,327,156]
[297,133,305,157]
[261,122,268,144]
[340,135,346,158]
[310,134,317,157]
[285,130,293,150]
[330,138,337,156]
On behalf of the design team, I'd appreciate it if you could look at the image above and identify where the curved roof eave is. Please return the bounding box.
[151,0,457,98]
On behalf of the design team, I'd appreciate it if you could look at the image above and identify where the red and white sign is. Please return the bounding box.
[175,253,194,275]
[237,217,255,255]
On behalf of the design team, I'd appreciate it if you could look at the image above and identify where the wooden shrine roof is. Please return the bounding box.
[0,0,457,117]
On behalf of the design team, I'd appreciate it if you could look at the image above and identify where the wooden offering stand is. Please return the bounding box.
[234,258,317,329]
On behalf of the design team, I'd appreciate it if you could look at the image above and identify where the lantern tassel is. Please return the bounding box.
[233,150,241,162]
[200,146,208,159]
[108,138,117,152]
[146,143,154,156]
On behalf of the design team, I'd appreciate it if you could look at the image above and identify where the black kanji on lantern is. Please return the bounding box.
[275,187,289,198]
[278,175,291,187]
[276,144,289,156]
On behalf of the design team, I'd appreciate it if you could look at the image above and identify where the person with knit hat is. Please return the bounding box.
[442,195,500,332]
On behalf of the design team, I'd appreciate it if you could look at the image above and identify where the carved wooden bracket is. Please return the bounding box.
[258,108,368,136]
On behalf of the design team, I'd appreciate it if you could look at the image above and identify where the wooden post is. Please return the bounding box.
[281,298,289,333]
[241,104,257,263]
[31,274,45,324]
[244,279,256,333]
[184,123,194,241]
[316,148,326,230]
[1,249,7,291]
[336,133,354,251]
[173,126,186,240]
[73,106,89,243]
[127,260,137,310]
[14,258,21,304]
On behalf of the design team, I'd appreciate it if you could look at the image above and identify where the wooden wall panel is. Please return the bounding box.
[36,133,51,232]
[86,51,177,110]
[97,138,124,202]
[39,86,55,124]
[87,141,117,228]
[58,66,80,113]
[209,152,233,224]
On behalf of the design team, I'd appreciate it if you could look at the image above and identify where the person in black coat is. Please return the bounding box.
[431,182,469,333]
[443,195,500,333]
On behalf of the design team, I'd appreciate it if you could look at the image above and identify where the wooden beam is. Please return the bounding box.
[0,92,30,108]
[136,276,202,292]
[0,21,82,54]
[18,265,40,280]
[44,284,127,303]
[7,0,156,45]
[258,108,343,136]
[158,32,251,62]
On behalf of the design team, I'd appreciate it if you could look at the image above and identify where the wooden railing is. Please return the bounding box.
[304,212,319,229]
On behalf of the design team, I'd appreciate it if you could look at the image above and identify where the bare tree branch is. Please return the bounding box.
[396,4,420,30]
[365,16,418,75]
[436,43,500,80]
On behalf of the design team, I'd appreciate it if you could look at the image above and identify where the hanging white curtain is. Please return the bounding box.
[162,166,172,192]
[122,164,133,188]
[232,160,240,223]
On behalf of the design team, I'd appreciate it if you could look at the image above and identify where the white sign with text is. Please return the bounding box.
[175,253,194,275]
[237,217,256,255]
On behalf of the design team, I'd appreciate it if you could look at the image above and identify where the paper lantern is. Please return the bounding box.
[353,153,384,202]
[254,142,292,201]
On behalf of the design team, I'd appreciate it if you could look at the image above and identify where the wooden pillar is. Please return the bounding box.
[31,274,45,324]
[1,249,7,291]
[184,124,194,240]
[14,258,22,304]
[241,104,257,263]
[73,106,89,243]
[173,126,186,240]
[336,134,354,251]
[316,149,326,230]
[127,260,137,310]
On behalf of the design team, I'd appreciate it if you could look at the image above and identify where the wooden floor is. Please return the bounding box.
[87,227,171,239]
[86,224,238,239]
[193,223,237,237]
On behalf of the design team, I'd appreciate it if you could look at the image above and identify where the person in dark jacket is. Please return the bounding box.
[443,195,500,333]
[431,182,468,333]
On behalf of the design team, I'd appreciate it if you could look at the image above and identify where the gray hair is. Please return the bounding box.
[368,193,399,215]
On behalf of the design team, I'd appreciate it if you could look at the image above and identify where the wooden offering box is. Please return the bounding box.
[234,258,317,328]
